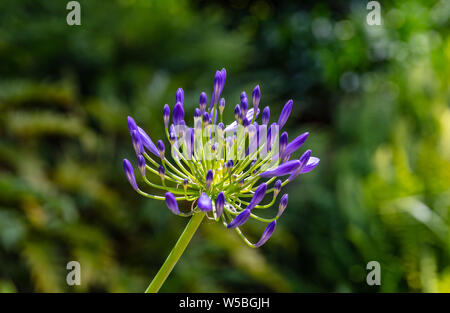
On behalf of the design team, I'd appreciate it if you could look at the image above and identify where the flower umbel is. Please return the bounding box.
[123,68,319,249]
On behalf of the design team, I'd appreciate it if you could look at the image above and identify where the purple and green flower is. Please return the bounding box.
[123,68,319,292]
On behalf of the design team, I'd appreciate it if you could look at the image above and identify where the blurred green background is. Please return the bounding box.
[0,0,449,292]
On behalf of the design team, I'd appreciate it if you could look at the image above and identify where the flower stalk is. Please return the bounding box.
[145,212,206,293]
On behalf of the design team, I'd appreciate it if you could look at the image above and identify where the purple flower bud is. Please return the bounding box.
[220,68,227,91]
[240,97,248,117]
[240,91,247,101]
[206,170,213,189]
[173,102,185,125]
[203,111,210,125]
[299,149,311,164]
[198,192,213,212]
[218,122,225,137]
[219,98,225,114]
[137,126,159,157]
[254,221,276,247]
[131,130,143,155]
[138,154,146,176]
[176,88,184,105]
[277,194,288,217]
[169,124,176,144]
[259,160,301,178]
[234,104,241,122]
[247,183,267,210]
[211,70,223,108]
[262,106,270,125]
[242,117,250,128]
[199,92,207,113]
[194,108,201,119]
[123,159,138,191]
[278,99,293,129]
[227,159,234,169]
[215,192,225,219]
[165,192,180,215]
[287,150,311,181]
[280,132,288,155]
[214,70,222,92]
[252,85,261,110]
[284,132,309,157]
[127,116,137,134]
[227,209,251,229]
[183,178,188,191]
[163,104,170,129]
[274,179,282,196]
[158,165,165,181]
[157,140,165,160]
[238,179,245,187]
[301,156,320,173]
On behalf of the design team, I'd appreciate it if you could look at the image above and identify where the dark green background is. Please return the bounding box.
[0,0,449,292]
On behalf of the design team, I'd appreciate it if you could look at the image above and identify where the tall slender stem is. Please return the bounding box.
[145,212,205,293]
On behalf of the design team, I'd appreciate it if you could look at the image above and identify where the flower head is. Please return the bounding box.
[123,68,319,248]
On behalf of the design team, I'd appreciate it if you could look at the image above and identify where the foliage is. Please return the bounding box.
[0,0,449,292]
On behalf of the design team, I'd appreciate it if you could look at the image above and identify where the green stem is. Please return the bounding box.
[145,212,206,293]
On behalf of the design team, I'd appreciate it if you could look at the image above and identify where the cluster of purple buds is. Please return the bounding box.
[123,68,320,248]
